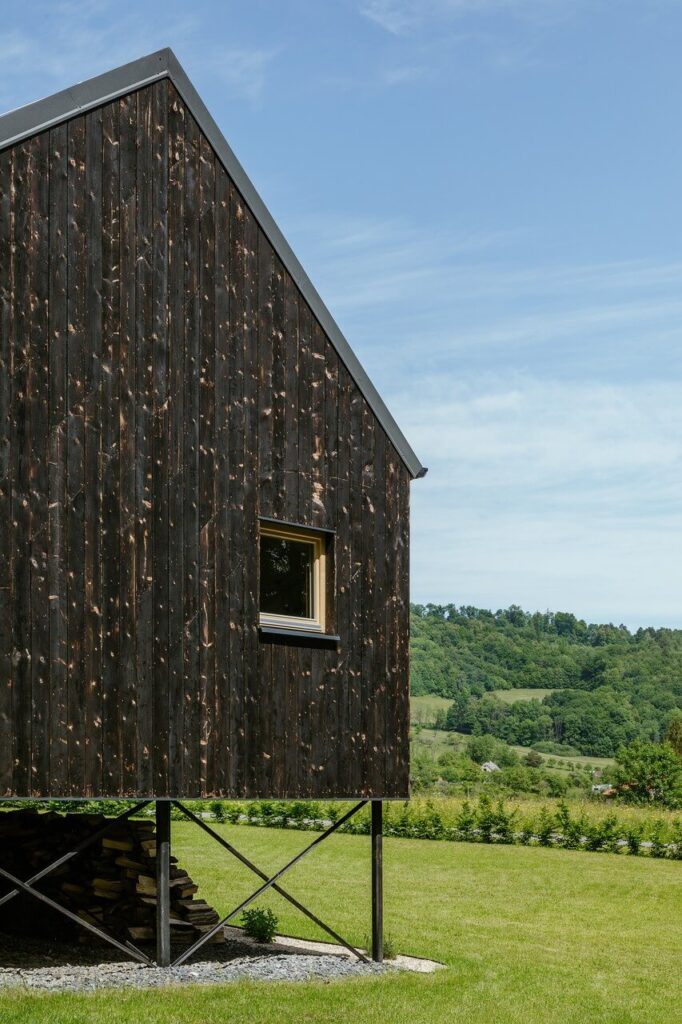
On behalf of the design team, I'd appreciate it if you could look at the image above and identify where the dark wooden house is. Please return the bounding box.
[0,49,425,965]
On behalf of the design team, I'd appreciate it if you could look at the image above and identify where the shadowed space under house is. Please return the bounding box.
[0,47,426,968]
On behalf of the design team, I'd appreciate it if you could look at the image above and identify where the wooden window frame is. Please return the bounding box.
[259,522,327,634]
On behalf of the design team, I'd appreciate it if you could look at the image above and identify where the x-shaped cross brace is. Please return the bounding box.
[170,799,369,967]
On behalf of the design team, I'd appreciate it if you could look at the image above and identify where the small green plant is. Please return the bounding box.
[241,906,279,943]
[363,933,398,960]
[209,800,226,823]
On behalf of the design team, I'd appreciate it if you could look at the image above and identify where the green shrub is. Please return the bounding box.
[625,823,643,856]
[649,820,668,858]
[493,799,517,844]
[536,807,555,846]
[555,801,584,850]
[241,907,278,943]
[455,801,477,840]
[209,800,226,823]
[668,821,682,860]
[476,795,496,843]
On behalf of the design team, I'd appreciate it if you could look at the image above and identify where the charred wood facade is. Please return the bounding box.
[0,72,416,801]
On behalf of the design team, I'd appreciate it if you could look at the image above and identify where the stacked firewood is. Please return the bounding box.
[0,809,223,947]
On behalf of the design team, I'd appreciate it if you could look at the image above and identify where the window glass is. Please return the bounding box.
[260,534,314,619]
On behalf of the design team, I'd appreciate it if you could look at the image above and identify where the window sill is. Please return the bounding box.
[258,625,340,647]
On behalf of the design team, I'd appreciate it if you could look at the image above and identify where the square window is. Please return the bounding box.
[259,523,327,633]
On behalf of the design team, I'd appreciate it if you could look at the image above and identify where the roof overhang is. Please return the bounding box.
[0,48,427,479]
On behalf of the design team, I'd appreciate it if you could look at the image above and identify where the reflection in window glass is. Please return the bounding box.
[260,534,313,619]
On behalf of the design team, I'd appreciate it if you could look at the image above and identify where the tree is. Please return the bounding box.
[614,740,682,806]
[665,713,682,758]
[524,750,543,768]
[466,734,497,765]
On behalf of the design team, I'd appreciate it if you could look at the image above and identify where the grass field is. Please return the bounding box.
[411,727,614,771]
[490,687,557,703]
[411,695,453,724]
[2,823,680,1023]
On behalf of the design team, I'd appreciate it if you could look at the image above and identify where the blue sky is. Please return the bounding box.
[1,0,681,628]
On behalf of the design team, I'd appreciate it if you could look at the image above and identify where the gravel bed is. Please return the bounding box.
[0,953,396,993]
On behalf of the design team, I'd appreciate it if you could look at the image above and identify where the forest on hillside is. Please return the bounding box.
[410,604,682,757]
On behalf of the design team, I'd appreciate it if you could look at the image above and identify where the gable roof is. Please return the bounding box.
[0,48,426,480]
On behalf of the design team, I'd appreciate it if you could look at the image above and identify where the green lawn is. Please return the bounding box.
[2,823,680,1023]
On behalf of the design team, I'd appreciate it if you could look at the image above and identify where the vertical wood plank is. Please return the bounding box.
[271,257,287,520]
[101,102,121,794]
[135,87,154,794]
[242,205,259,795]
[347,386,364,797]
[167,85,185,797]
[214,162,231,795]
[83,108,103,796]
[198,133,215,796]
[227,182,245,797]
[47,125,69,796]
[65,119,87,794]
[335,366,352,794]
[396,465,411,796]
[151,81,169,795]
[0,148,14,795]
[297,301,312,526]
[118,93,138,794]
[360,405,377,795]
[370,429,387,795]
[283,271,299,523]
[29,133,50,795]
[183,111,201,794]
[257,232,273,519]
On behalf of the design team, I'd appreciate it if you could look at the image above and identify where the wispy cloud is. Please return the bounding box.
[381,65,430,85]
[286,212,682,385]
[406,373,682,626]
[285,209,682,626]
[190,46,279,104]
[0,2,278,109]
[359,0,575,36]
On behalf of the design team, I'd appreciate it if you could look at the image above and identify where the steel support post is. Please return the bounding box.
[156,799,171,967]
[371,800,383,962]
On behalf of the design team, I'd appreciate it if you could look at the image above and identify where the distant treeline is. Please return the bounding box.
[410,604,682,757]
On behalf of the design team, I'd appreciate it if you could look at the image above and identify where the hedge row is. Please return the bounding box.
[3,796,680,858]
[208,796,682,858]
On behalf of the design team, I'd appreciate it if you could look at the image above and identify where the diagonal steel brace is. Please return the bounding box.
[172,800,368,963]
[172,799,368,967]
[0,864,152,965]
[0,800,153,964]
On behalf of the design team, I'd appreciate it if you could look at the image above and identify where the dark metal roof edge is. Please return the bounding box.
[0,48,427,479]
[0,49,172,150]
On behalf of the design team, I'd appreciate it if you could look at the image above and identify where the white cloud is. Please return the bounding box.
[285,209,682,627]
[0,5,277,109]
[404,374,682,627]
[359,0,575,36]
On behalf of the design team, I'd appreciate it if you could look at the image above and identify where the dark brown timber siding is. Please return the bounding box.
[0,80,411,799]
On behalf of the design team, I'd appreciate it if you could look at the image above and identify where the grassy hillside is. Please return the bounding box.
[3,823,680,1023]
[411,604,682,757]
[491,688,558,703]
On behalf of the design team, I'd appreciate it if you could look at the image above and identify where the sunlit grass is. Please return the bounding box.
[2,823,680,1023]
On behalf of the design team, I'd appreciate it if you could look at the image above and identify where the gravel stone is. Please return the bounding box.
[0,953,397,993]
